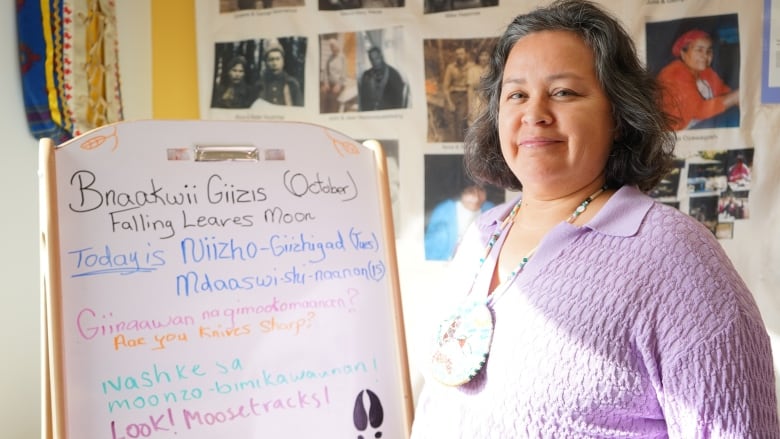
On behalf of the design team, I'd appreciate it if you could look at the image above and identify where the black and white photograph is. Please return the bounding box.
[319,0,404,10]
[356,28,409,112]
[424,0,498,14]
[220,0,305,13]
[210,37,307,109]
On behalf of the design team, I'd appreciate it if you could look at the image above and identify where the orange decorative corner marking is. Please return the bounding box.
[324,129,359,157]
[79,125,119,151]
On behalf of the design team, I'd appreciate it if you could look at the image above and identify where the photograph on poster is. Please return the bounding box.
[423,37,497,143]
[646,13,740,131]
[725,147,753,191]
[320,32,357,113]
[319,28,407,113]
[649,158,685,200]
[687,157,727,195]
[319,0,405,10]
[356,28,410,112]
[716,221,734,239]
[220,0,305,13]
[210,37,307,109]
[718,190,749,222]
[688,194,719,233]
[252,43,305,107]
[686,148,754,195]
[211,53,256,109]
[423,154,504,261]
[423,0,498,14]
[684,147,753,231]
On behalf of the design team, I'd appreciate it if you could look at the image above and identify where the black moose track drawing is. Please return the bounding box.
[353,389,384,438]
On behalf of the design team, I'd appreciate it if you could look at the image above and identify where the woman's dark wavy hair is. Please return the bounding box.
[464,0,676,192]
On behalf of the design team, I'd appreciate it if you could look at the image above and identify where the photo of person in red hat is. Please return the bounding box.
[656,28,740,130]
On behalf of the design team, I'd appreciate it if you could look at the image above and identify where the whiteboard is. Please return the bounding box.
[39,120,413,438]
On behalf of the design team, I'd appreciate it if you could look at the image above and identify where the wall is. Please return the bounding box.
[151,0,199,118]
[0,6,43,438]
[160,0,780,424]
[190,0,780,412]
[0,2,151,437]
[3,1,778,437]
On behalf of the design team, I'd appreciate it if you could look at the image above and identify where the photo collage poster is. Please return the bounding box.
[196,0,774,262]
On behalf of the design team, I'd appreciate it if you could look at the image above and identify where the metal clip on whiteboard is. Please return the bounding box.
[195,145,259,162]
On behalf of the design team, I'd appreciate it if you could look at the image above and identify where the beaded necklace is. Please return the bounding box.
[485,185,607,288]
[430,185,608,386]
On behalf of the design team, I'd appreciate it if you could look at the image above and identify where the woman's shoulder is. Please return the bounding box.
[641,201,753,307]
[644,200,718,243]
[591,187,737,278]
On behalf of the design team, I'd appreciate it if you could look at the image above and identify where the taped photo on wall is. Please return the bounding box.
[423,37,497,143]
[220,0,305,13]
[646,13,741,131]
[424,0,498,14]
[319,0,405,10]
[423,154,505,261]
[211,37,307,109]
[319,27,409,114]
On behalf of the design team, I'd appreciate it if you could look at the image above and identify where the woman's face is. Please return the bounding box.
[229,63,246,83]
[680,37,713,72]
[497,30,613,197]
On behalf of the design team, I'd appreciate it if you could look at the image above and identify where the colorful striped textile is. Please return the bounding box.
[16,0,123,143]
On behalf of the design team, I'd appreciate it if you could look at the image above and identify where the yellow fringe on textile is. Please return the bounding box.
[85,0,108,128]
[40,0,64,130]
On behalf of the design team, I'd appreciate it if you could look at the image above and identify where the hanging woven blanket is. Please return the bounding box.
[16,0,123,143]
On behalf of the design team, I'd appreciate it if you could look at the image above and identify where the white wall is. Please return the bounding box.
[0,5,43,438]
[0,2,151,437]
[3,3,777,437]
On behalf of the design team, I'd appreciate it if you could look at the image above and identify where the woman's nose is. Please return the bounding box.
[521,97,553,125]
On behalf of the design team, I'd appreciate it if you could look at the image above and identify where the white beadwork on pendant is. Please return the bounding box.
[431,299,494,386]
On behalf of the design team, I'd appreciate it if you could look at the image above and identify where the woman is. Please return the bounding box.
[410,1,778,437]
[212,55,256,109]
[657,29,740,130]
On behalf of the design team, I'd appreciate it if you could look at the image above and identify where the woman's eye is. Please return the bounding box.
[552,89,577,97]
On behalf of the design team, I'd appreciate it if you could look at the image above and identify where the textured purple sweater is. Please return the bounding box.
[411,186,778,438]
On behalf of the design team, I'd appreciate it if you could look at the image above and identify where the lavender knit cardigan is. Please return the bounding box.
[411,186,779,438]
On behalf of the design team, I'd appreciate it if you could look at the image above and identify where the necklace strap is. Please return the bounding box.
[478,185,609,289]
[566,185,608,224]
[432,185,609,387]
